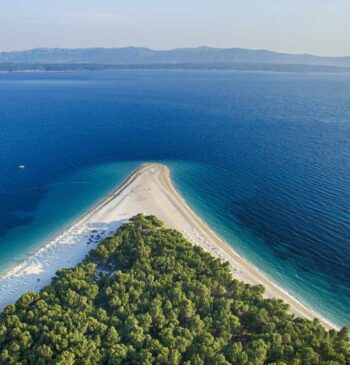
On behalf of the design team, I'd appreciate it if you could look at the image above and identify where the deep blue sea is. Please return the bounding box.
[0,70,349,327]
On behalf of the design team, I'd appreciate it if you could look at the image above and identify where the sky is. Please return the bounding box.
[0,0,349,56]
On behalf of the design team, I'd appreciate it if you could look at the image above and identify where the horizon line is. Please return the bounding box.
[1,45,349,59]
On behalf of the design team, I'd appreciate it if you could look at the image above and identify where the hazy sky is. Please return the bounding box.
[1,0,349,56]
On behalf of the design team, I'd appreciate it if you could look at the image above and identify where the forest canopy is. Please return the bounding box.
[0,214,349,364]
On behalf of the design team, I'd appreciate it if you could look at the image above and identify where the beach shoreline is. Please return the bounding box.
[0,164,143,281]
[0,163,337,330]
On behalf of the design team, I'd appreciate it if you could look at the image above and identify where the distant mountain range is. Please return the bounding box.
[1,46,350,67]
[0,47,350,67]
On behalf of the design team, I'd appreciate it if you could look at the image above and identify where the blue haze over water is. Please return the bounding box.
[0,70,350,327]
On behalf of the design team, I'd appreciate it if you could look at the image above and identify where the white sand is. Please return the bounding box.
[0,163,336,329]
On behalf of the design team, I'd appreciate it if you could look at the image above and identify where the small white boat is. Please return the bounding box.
[18,165,25,169]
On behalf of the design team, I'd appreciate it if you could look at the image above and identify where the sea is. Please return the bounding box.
[0,70,349,327]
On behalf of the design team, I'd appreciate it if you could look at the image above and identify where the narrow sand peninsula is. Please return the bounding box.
[0,163,335,329]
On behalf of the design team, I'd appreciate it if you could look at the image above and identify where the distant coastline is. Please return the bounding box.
[1,62,350,73]
[2,45,350,73]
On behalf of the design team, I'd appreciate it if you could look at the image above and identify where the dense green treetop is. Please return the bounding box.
[0,214,349,364]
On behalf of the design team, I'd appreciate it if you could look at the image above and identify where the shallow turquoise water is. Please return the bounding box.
[0,161,140,271]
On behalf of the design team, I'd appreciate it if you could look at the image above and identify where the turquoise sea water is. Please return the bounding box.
[0,70,350,327]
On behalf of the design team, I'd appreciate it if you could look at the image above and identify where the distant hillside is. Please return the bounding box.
[1,46,350,68]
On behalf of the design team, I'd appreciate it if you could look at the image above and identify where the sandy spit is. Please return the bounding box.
[0,163,336,330]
